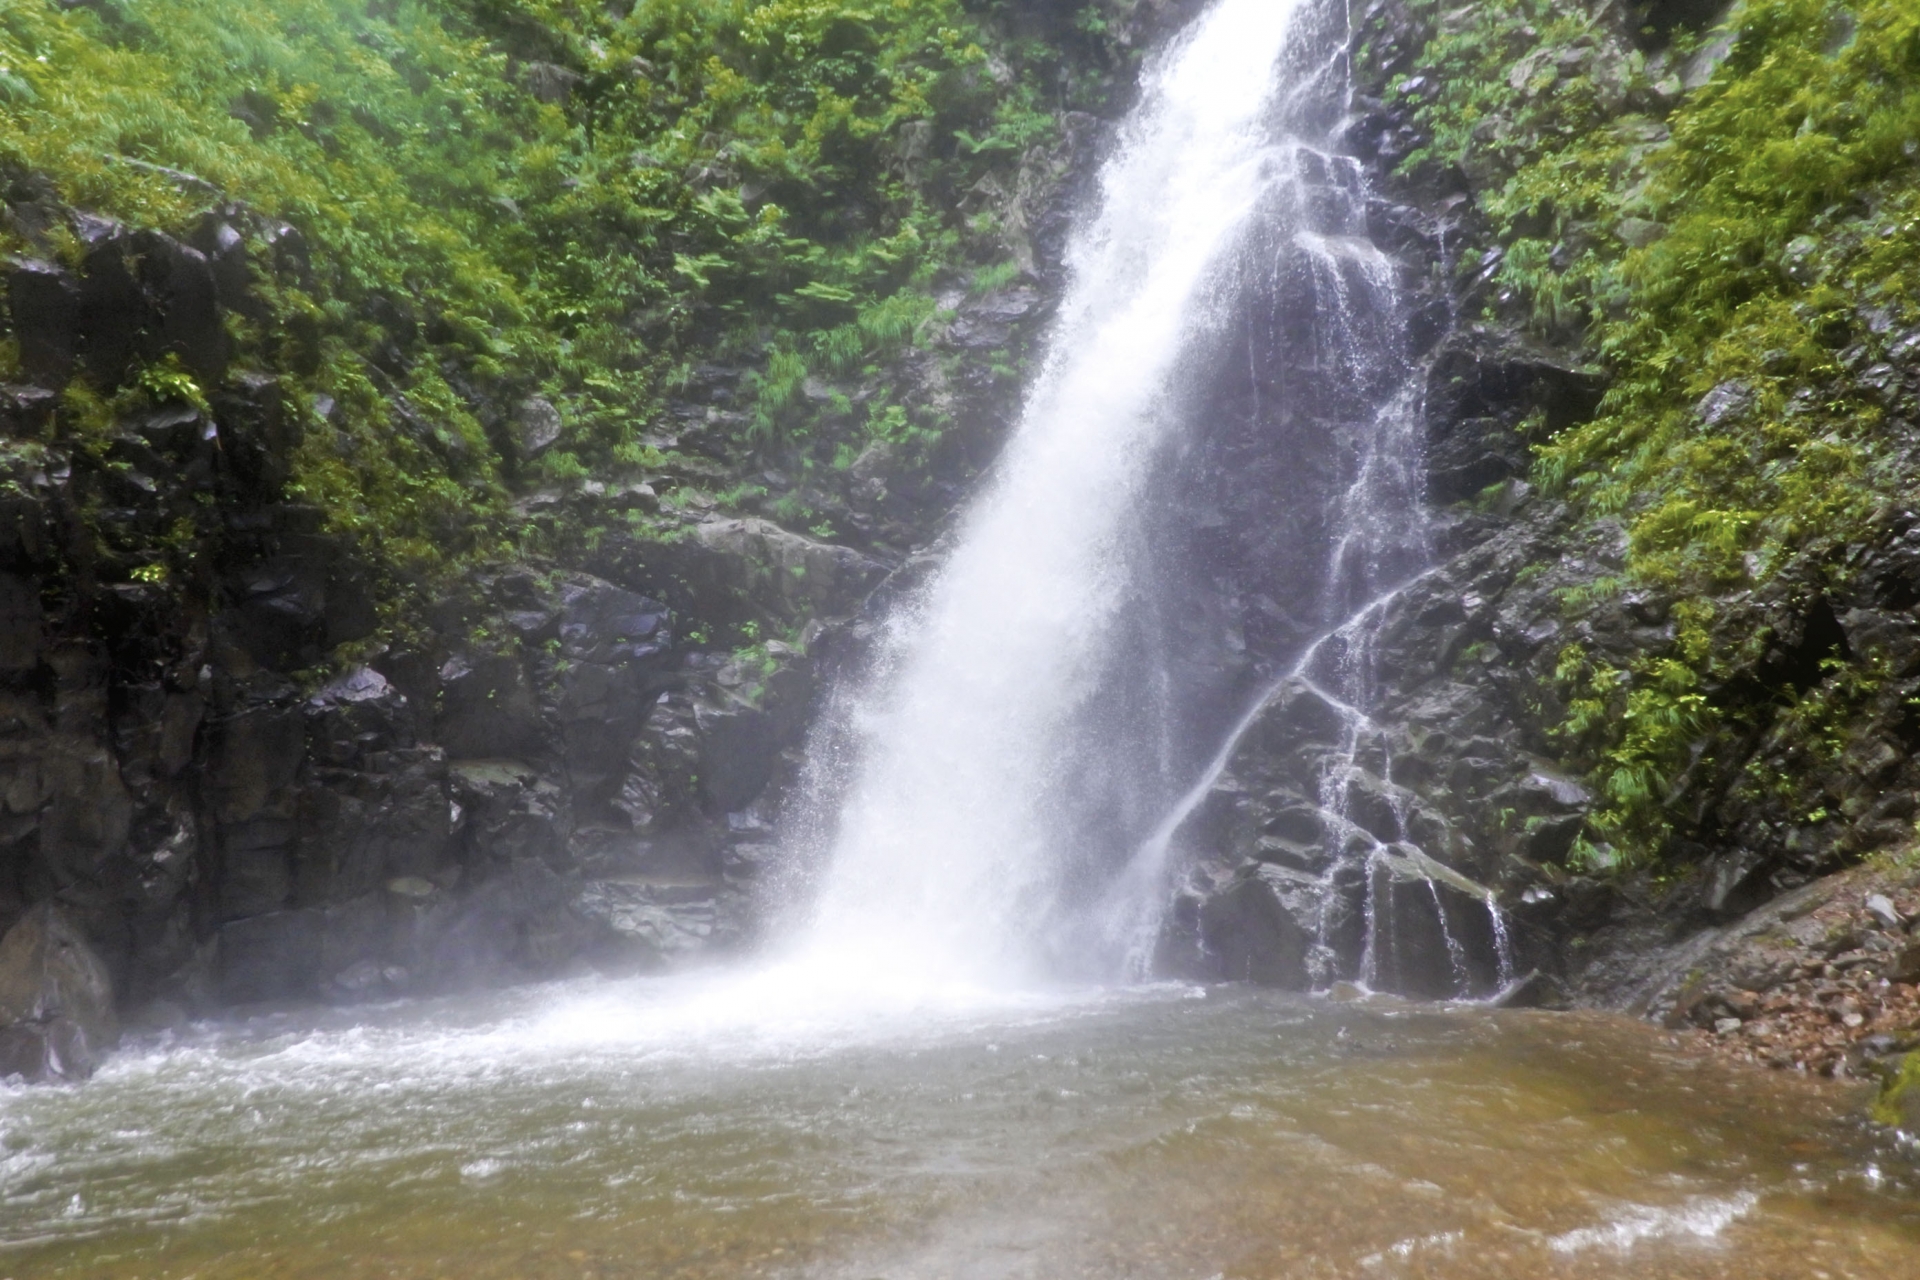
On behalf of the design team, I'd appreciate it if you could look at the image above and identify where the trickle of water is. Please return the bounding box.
[1100,577,1420,979]
[778,0,1309,985]
[1427,879,1474,991]
[1489,892,1519,990]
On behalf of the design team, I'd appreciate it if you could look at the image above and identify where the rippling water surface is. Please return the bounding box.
[1,975,1915,1279]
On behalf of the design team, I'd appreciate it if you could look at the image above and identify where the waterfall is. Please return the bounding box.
[776,0,1431,989]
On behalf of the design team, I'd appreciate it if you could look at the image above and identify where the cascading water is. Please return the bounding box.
[777,0,1443,990]
[772,0,1309,986]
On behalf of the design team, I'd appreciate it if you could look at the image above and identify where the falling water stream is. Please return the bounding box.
[778,0,1313,986]
[3,1,1918,1275]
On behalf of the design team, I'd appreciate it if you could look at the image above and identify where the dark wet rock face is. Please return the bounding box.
[0,903,117,1082]
[0,349,856,1032]
[1195,865,1314,989]
[8,259,81,385]
[0,163,1008,1054]
[1124,0,1603,998]
[0,546,833,1017]
[1422,329,1604,504]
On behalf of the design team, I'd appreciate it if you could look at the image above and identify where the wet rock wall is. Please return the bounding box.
[1158,0,1920,1021]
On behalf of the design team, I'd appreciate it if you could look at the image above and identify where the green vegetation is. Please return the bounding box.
[1391,0,1920,865]
[0,0,1133,608]
[1873,1046,1920,1128]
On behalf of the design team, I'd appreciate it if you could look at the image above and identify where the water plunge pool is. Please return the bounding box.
[1,976,1913,1278]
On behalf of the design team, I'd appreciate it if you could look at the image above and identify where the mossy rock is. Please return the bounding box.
[1872,1050,1920,1130]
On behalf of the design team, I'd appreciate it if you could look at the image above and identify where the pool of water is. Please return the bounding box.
[1,971,1915,1279]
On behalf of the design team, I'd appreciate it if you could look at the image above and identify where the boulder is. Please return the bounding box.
[191,211,258,315]
[77,229,149,387]
[1198,864,1314,988]
[521,62,583,105]
[305,666,415,768]
[551,576,673,821]
[449,758,566,865]
[693,653,812,814]
[513,395,563,457]
[1889,940,1920,986]
[1865,893,1904,931]
[209,374,302,496]
[0,383,58,439]
[0,903,118,1081]
[219,557,330,671]
[1338,769,1406,844]
[21,229,228,388]
[556,577,672,668]
[1244,678,1350,754]
[945,285,1041,349]
[574,877,719,969]
[436,652,544,760]
[684,517,888,625]
[1423,330,1604,503]
[1426,415,1529,504]
[6,258,80,384]
[1366,845,1503,999]
[610,692,706,844]
[134,229,226,380]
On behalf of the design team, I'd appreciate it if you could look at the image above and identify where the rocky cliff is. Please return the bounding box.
[1157,0,1920,1116]
[6,0,1920,1115]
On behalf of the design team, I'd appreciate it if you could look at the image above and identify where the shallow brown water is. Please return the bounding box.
[0,975,1915,1279]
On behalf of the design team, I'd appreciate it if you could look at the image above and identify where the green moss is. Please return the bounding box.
[1395,0,1920,865]
[1872,1050,1920,1128]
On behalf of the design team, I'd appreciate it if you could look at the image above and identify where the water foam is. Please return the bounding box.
[1547,1192,1761,1254]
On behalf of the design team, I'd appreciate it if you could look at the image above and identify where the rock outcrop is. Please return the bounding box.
[0,212,918,1027]
[0,903,117,1081]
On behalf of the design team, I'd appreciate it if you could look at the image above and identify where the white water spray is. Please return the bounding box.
[786,0,1307,985]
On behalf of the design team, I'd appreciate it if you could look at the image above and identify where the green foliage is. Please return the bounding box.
[1398,0,1920,864]
[0,0,1117,623]
[135,358,210,414]
[1551,634,1715,863]
[1390,0,1653,335]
